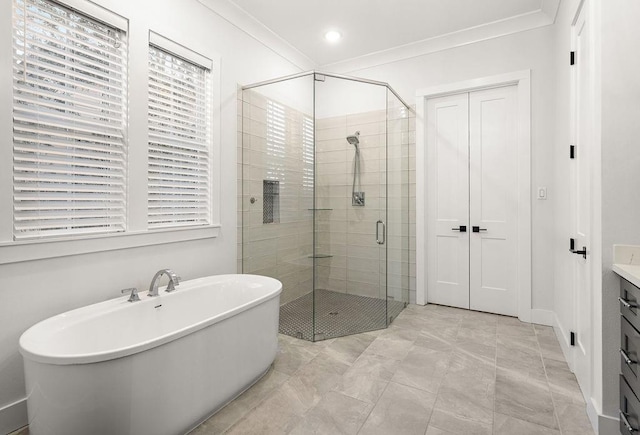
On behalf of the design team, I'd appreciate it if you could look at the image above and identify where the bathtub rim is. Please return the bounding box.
[19,274,282,366]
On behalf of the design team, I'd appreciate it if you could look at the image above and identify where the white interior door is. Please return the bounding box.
[571,3,592,394]
[426,93,470,309]
[426,87,519,316]
[469,86,519,316]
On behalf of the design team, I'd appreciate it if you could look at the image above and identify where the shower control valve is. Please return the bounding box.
[352,192,365,206]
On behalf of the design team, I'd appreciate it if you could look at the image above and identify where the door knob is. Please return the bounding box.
[571,246,587,259]
[451,225,467,232]
[472,226,487,233]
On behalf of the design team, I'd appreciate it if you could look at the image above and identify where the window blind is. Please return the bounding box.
[12,0,128,240]
[148,44,211,229]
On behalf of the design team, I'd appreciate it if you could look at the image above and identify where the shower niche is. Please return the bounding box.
[239,72,411,341]
[262,180,279,224]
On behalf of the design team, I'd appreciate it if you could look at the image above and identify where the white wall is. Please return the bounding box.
[338,25,557,314]
[0,0,301,432]
[315,76,388,118]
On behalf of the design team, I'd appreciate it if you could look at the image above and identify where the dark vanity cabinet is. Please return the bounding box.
[620,277,640,434]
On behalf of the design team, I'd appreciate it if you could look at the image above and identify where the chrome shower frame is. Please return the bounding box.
[242,71,414,110]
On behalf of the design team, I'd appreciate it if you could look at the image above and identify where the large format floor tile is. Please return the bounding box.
[9,305,594,435]
[358,382,435,435]
[9,305,593,435]
[288,391,373,435]
[192,305,595,434]
[495,368,558,430]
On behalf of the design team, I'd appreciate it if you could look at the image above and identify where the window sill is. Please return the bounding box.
[0,225,221,265]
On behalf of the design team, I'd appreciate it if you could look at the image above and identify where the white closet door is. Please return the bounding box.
[426,93,470,309]
[571,3,592,395]
[469,86,518,316]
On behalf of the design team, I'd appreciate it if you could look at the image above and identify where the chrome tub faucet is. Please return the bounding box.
[148,269,181,297]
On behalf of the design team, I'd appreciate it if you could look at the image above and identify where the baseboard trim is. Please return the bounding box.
[598,412,619,435]
[531,309,554,326]
[587,399,619,435]
[586,399,599,433]
[553,313,611,435]
[0,398,27,435]
[552,312,575,370]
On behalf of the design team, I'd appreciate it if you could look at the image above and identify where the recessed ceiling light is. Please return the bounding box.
[324,30,342,43]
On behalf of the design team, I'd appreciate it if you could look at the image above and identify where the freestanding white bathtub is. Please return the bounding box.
[19,274,282,435]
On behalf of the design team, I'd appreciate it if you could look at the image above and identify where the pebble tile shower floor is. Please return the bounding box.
[279,289,407,341]
[9,304,594,435]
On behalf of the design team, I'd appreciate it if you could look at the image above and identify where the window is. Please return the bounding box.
[3,2,221,263]
[12,0,128,240]
[147,41,212,229]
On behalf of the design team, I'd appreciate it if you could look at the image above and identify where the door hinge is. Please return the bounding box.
[570,145,576,159]
[570,331,576,346]
[570,51,576,65]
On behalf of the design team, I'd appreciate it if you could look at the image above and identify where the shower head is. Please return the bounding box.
[346,131,360,147]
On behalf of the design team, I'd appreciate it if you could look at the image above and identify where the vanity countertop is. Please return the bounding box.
[613,244,640,288]
[613,263,640,288]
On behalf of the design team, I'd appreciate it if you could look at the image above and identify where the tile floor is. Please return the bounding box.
[9,304,594,435]
[191,304,594,435]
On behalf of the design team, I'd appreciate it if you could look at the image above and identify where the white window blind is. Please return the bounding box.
[12,0,128,240]
[148,44,211,229]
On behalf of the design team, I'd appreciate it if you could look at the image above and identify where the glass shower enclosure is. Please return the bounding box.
[239,71,410,341]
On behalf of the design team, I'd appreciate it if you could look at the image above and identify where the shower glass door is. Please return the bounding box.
[240,71,410,342]
[313,74,388,340]
[386,88,411,322]
[239,74,315,340]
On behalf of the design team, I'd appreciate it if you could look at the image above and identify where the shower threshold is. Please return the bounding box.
[279,289,406,342]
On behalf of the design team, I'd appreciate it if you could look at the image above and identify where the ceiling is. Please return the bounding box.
[225,0,555,67]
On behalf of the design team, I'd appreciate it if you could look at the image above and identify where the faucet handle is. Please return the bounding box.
[121,287,140,302]
[166,275,181,292]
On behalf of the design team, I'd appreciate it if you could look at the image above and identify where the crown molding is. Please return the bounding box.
[196,0,560,76]
[541,0,562,22]
[321,2,561,74]
[197,0,315,70]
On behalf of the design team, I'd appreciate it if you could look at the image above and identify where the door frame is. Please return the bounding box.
[415,70,532,322]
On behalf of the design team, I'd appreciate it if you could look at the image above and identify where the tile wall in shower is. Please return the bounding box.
[238,90,416,304]
[314,107,416,303]
[238,89,314,305]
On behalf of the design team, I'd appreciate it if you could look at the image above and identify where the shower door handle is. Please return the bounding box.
[376,220,386,245]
